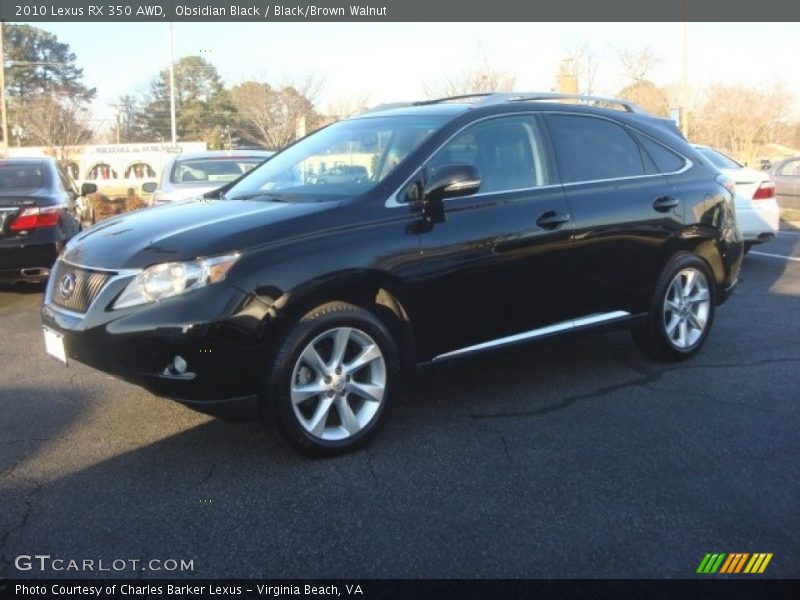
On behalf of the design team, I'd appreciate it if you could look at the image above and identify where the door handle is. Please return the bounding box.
[652,196,679,212]
[536,211,570,230]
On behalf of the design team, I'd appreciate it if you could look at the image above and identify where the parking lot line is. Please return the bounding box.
[749,251,800,262]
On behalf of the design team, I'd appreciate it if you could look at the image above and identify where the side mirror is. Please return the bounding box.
[80,182,98,196]
[141,182,158,194]
[424,164,481,203]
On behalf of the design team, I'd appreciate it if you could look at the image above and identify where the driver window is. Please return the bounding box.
[427,116,549,194]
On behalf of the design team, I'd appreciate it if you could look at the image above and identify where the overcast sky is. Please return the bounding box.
[28,21,800,129]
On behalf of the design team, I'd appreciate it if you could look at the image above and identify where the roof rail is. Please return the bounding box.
[413,93,495,106]
[476,92,648,114]
[357,92,648,115]
[357,102,416,115]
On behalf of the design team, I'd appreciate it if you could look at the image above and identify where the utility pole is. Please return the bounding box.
[681,2,690,138]
[0,23,8,157]
[168,22,177,144]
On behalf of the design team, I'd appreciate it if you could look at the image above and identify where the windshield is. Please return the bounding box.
[224,115,447,201]
[698,147,742,170]
[171,157,266,184]
[0,164,47,190]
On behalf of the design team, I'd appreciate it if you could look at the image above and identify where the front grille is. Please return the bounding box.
[51,260,113,313]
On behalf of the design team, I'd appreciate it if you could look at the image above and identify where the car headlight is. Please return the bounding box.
[112,253,240,309]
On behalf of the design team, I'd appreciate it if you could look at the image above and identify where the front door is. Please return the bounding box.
[414,114,574,359]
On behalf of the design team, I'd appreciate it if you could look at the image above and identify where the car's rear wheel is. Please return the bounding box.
[262,302,400,456]
[632,253,715,361]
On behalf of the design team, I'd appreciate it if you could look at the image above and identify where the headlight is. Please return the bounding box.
[112,253,240,309]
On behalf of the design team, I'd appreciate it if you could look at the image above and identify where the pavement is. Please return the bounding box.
[0,228,799,579]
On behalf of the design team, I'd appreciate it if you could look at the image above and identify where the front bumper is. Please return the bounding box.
[41,262,271,406]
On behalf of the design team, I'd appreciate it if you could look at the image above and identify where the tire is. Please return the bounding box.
[743,242,753,255]
[262,301,401,457]
[631,253,716,362]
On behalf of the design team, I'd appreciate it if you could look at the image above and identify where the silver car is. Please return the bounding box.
[143,150,273,204]
[771,156,800,199]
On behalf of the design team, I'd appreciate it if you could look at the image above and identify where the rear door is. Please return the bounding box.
[415,114,575,358]
[543,113,686,317]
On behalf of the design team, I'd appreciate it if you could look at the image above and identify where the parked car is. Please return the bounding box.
[0,157,95,284]
[42,93,742,455]
[771,156,800,198]
[310,165,369,185]
[693,145,780,252]
[143,150,273,204]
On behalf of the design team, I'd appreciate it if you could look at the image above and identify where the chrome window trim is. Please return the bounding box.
[544,111,693,185]
[431,310,632,363]
[385,112,553,208]
[385,110,693,208]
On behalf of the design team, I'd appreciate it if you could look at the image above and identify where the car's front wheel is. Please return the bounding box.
[632,253,716,361]
[262,302,400,456]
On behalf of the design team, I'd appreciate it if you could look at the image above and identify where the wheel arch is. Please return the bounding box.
[667,226,728,301]
[257,270,418,379]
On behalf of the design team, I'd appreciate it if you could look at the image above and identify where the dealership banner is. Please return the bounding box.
[1,0,800,22]
[2,579,800,600]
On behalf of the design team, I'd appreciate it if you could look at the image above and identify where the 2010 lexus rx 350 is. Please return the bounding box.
[42,93,743,456]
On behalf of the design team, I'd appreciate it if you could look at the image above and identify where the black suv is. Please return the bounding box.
[41,93,743,455]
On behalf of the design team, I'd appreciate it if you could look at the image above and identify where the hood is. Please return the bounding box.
[62,197,334,270]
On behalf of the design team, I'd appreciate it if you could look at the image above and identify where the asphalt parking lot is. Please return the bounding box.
[1,227,799,580]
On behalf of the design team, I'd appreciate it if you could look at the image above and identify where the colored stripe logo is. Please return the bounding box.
[697,553,773,574]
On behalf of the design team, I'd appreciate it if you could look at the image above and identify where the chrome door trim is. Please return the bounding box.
[431,310,631,363]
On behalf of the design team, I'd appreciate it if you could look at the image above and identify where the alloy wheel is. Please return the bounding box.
[290,327,386,441]
[662,267,711,350]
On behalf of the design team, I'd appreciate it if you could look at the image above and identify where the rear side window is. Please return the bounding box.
[635,134,686,173]
[546,114,645,183]
[696,147,742,170]
[56,165,76,194]
[172,157,264,184]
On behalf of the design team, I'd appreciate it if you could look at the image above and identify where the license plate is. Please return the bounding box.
[43,327,67,365]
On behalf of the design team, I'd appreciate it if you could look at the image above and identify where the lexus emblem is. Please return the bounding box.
[59,273,76,300]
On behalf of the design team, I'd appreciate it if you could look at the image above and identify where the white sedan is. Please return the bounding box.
[693,145,779,252]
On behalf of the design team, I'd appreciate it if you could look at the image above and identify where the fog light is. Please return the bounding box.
[172,355,187,374]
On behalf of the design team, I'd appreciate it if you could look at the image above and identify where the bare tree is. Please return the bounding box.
[618,80,670,116]
[230,76,322,150]
[560,44,599,95]
[690,83,794,166]
[325,95,371,120]
[423,60,516,99]
[618,47,660,84]
[15,95,93,163]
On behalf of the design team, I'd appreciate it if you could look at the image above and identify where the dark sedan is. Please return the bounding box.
[0,157,94,283]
